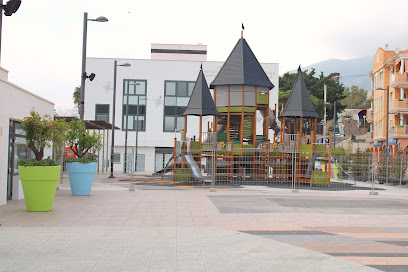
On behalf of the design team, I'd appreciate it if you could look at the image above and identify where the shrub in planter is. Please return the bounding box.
[65,120,102,196]
[18,110,68,211]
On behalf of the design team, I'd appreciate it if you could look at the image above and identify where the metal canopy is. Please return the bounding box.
[54,116,120,130]
[280,67,320,118]
[210,38,274,89]
[182,69,220,116]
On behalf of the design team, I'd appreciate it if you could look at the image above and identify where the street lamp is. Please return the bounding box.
[79,12,108,121]
[326,101,337,148]
[377,86,390,184]
[109,61,131,178]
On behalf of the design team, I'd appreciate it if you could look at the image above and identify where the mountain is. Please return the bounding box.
[286,56,373,90]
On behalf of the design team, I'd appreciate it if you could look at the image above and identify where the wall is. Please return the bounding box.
[0,68,54,206]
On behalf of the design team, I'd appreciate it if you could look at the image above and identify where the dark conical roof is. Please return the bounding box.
[210,38,274,89]
[182,69,220,116]
[280,66,320,118]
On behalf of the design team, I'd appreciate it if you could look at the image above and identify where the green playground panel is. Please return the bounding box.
[216,106,256,113]
[311,171,329,185]
[175,168,190,182]
[191,141,201,154]
[257,93,268,104]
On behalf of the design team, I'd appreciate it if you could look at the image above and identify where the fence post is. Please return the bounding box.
[370,152,378,195]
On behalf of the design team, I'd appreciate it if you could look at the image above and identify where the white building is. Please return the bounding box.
[0,67,54,206]
[84,43,279,173]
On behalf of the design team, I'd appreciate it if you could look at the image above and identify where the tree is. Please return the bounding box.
[20,110,68,161]
[279,68,346,120]
[73,86,81,112]
[66,120,102,158]
[341,85,370,109]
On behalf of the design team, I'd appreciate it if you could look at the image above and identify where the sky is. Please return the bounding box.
[2,0,408,112]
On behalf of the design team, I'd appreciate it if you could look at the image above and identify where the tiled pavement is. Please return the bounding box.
[0,173,408,271]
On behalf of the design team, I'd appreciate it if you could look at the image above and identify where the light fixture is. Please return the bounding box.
[94,16,109,22]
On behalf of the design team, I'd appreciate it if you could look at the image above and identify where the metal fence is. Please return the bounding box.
[154,135,407,191]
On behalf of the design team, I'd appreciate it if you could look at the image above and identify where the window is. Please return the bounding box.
[135,154,145,172]
[112,153,121,163]
[163,80,195,132]
[95,104,109,122]
[122,80,147,131]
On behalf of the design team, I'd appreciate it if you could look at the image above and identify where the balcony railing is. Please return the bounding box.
[390,99,408,113]
[390,125,408,136]
[367,88,374,100]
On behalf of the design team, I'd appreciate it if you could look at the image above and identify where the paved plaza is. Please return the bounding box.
[1,173,408,272]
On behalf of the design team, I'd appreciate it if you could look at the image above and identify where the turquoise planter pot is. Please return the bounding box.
[66,162,97,196]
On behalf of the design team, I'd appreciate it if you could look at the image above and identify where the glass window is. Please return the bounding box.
[122,80,147,131]
[177,82,187,96]
[165,97,177,106]
[176,117,184,131]
[128,83,135,94]
[136,154,145,172]
[177,97,189,107]
[166,82,176,96]
[163,80,194,132]
[188,82,195,96]
[164,116,175,131]
[95,104,110,122]
[128,96,138,105]
[136,82,146,95]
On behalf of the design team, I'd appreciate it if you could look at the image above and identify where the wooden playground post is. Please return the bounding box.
[199,115,202,142]
[328,132,332,183]
[267,141,270,182]
[227,85,231,142]
[241,85,244,152]
[230,141,234,181]
[183,115,187,142]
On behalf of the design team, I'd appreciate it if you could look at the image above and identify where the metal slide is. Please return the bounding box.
[183,154,212,183]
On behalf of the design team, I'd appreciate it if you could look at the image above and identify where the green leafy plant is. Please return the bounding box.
[18,157,59,166]
[19,110,68,163]
[65,120,102,162]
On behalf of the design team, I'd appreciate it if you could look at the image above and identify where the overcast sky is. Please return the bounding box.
[2,0,408,111]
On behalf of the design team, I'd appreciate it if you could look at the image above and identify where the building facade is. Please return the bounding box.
[84,43,279,173]
[367,48,408,156]
[0,67,54,206]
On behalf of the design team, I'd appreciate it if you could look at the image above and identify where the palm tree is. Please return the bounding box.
[73,86,81,112]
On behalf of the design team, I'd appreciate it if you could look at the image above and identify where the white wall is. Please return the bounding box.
[0,68,54,206]
[85,58,279,173]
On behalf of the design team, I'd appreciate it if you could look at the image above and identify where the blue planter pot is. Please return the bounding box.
[66,162,97,196]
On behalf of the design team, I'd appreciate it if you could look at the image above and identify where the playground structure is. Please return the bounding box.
[168,34,334,187]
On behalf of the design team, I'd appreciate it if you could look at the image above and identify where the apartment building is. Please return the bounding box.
[367,48,408,156]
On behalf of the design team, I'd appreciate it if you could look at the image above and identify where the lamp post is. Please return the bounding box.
[377,86,390,184]
[79,12,108,121]
[326,101,337,148]
[109,61,131,178]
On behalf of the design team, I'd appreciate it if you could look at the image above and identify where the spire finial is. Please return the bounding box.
[241,23,244,38]
[200,63,203,70]
[298,65,302,72]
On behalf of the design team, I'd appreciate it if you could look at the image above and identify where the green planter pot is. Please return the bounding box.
[18,166,61,211]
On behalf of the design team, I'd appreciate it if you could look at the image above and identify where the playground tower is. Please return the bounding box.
[209,36,275,146]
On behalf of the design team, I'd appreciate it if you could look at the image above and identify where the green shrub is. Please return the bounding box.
[65,155,98,164]
[18,158,59,166]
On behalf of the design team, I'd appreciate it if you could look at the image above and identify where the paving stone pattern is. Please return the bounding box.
[0,173,408,271]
